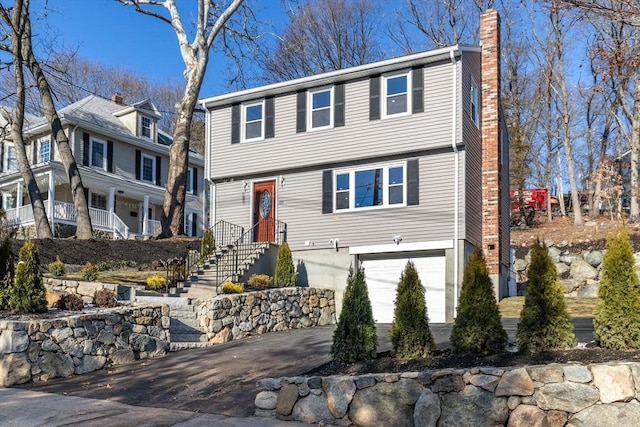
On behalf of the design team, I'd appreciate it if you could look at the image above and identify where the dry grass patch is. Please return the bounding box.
[499,297,597,318]
[55,270,156,286]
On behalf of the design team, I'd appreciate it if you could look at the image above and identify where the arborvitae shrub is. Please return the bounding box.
[388,261,436,358]
[331,268,377,363]
[8,241,47,314]
[594,228,640,349]
[0,238,15,309]
[59,293,84,311]
[450,247,507,354]
[48,255,66,277]
[516,241,576,352]
[274,241,296,286]
[200,228,215,262]
[94,288,118,308]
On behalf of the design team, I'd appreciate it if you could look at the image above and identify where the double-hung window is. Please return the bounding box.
[141,154,156,183]
[90,192,107,210]
[38,138,51,163]
[91,139,107,170]
[383,71,410,117]
[334,164,406,211]
[243,101,264,141]
[6,145,17,171]
[141,116,152,138]
[308,87,333,130]
[186,167,194,194]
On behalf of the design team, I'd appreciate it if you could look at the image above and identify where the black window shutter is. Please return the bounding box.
[193,168,198,193]
[191,213,198,237]
[296,91,306,133]
[135,150,141,180]
[369,75,380,121]
[412,67,424,114]
[50,136,54,161]
[231,104,240,144]
[82,133,90,166]
[322,170,333,214]
[0,144,4,172]
[407,159,419,206]
[155,156,162,186]
[107,140,114,173]
[334,83,345,127]
[265,97,275,139]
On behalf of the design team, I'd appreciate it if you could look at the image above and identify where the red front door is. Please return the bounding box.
[253,180,276,242]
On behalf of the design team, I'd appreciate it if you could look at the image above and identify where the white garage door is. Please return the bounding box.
[361,256,446,323]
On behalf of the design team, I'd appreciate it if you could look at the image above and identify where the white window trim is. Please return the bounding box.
[90,138,107,170]
[242,100,265,142]
[334,162,407,212]
[186,166,195,194]
[470,78,480,127]
[307,86,334,131]
[140,153,156,183]
[89,190,108,211]
[37,137,51,164]
[140,115,153,140]
[382,70,412,119]
[5,144,17,172]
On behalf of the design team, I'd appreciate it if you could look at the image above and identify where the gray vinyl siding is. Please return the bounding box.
[209,62,455,181]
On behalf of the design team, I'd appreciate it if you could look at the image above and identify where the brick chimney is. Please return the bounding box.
[111,93,124,105]
[480,9,503,291]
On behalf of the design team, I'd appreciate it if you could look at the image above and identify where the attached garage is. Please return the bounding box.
[361,253,447,324]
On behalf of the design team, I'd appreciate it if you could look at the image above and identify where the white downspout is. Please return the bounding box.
[450,49,460,317]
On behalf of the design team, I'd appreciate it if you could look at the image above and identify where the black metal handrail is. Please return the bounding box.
[165,238,202,291]
[214,220,244,248]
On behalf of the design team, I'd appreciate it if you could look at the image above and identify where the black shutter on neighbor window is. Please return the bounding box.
[265,97,275,139]
[82,133,90,166]
[0,144,4,172]
[156,156,162,186]
[369,75,380,121]
[407,159,419,206]
[334,83,345,127]
[192,213,198,237]
[50,136,54,161]
[231,104,240,144]
[322,170,333,214]
[32,140,37,163]
[135,150,141,180]
[193,168,198,193]
[107,141,114,173]
[296,91,306,133]
[412,67,424,114]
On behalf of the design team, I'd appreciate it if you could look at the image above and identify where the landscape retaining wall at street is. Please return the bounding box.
[0,306,170,386]
[255,362,640,426]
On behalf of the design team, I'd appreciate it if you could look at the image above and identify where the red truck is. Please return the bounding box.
[510,188,549,211]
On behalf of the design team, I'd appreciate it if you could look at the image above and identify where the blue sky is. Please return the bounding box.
[33,0,285,98]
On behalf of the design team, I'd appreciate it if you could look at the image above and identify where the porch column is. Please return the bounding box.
[142,195,149,235]
[48,170,55,234]
[15,181,22,221]
[108,187,115,213]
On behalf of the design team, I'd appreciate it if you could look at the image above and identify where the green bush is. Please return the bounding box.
[274,241,296,286]
[94,260,137,272]
[59,293,84,311]
[81,262,98,282]
[222,281,244,294]
[94,288,118,308]
[331,268,378,363]
[450,247,507,354]
[200,228,215,262]
[146,274,169,291]
[48,255,66,277]
[247,274,273,289]
[388,261,436,358]
[594,228,640,349]
[0,238,15,309]
[516,241,576,353]
[8,241,47,314]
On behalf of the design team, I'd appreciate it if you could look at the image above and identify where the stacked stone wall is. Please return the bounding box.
[256,362,640,426]
[195,288,336,344]
[45,278,118,304]
[0,306,169,386]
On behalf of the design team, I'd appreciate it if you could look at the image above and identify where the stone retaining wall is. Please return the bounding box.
[194,288,336,344]
[0,306,170,386]
[256,362,640,426]
[45,278,118,304]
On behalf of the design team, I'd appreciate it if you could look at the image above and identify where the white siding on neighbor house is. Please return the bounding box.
[209,62,456,180]
[213,150,464,251]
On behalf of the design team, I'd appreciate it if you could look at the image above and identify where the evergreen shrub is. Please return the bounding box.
[594,228,640,349]
[331,268,377,363]
[0,238,15,309]
[48,255,66,277]
[450,247,507,353]
[200,228,215,262]
[389,261,436,358]
[8,241,47,314]
[81,262,98,281]
[274,241,296,286]
[516,241,575,352]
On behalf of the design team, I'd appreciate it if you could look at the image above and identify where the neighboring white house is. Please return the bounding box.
[0,94,205,239]
[200,10,509,323]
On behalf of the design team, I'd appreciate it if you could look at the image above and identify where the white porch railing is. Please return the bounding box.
[145,219,161,236]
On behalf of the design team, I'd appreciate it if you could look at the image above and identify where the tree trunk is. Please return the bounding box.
[630,77,640,222]
[19,1,93,239]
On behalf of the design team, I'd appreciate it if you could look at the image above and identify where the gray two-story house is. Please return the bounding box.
[201,10,509,322]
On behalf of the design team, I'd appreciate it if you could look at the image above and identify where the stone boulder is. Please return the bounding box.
[535,382,599,412]
[570,259,598,286]
[591,365,635,404]
[413,389,440,427]
[440,385,508,426]
[323,377,356,418]
[349,379,422,427]
[583,250,603,268]
[569,401,640,427]
[577,284,598,298]
[292,393,335,425]
[0,352,31,386]
[496,368,534,397]
[507,404,547,427]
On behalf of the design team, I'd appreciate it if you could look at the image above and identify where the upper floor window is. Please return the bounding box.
[334,164,405,211]
[38,137,51,163]
[383,71,411,117]
[243,101,264,141]
[141,116,152,138]
[141,153,156,183]
[308,87,333,130]
[91,139,107,170]
[186,167,196,194]
[470,83,480,127]
[6,145,17,171]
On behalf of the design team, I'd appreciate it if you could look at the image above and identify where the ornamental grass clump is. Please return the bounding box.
[247,274,273,289]
[0,238,15,309]
[274,241,296,286]
[222,281,244,294]
[8,241,47,314]
[389,261,436,358]
[48,255,66,277]
[516,241,576,353]
[450,247,507,354]
[594,228,640,349]
[331,268,377,363]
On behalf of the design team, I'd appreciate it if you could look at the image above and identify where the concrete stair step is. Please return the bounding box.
[170,309,197,319]
[135,296,193,308]
[170,333,208,342]
[170,341,215,351]
[170,317,201,330]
